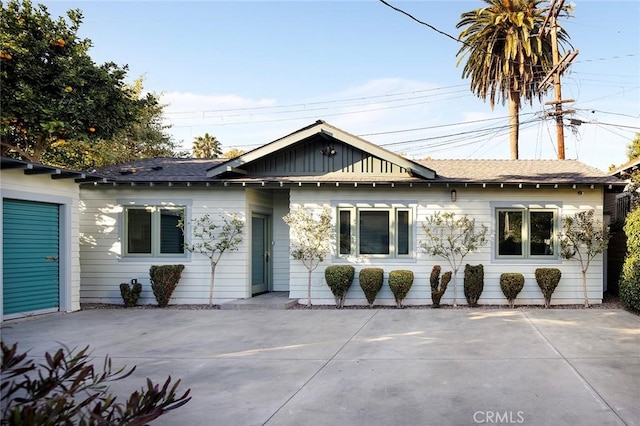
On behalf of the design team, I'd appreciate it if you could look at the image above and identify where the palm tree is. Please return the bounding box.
[456,0,570,159]
[192,133,222,158]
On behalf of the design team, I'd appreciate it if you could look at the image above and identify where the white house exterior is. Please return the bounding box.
[0,158,104,320]
[76,121,625,307]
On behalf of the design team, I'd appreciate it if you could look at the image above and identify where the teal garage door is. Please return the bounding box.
[3,199,60,315]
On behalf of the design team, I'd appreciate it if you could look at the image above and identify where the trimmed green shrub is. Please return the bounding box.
[619,256,640,312]
[430,265,451,308]
[620,206,640,312]
[150,265,185,307]
[119,279,142,307]
[359,268,384,307]
[1,342,191,424]
[500,273,525,308]
[324,265,355,308]
[535,268,562,308]
[388,270,414,308]
[463,264,484,307]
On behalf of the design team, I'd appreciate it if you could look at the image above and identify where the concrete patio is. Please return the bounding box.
[1,307,639,425]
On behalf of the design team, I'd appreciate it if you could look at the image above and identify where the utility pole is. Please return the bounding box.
[538,0,578,160]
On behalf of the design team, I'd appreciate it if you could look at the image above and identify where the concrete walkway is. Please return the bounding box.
[2,308,639,426]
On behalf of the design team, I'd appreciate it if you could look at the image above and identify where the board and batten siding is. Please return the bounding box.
[79,186,249,305]
[1,169,81,319]
[287,186,606,306]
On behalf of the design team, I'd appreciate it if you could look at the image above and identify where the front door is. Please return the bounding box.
[251,213,270,295]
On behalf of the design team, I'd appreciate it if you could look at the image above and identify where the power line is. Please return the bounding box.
[360,113,537,137]
[378,0,461,44]
[163,84,469,116]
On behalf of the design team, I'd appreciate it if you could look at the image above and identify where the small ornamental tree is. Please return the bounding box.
[283,206,332,307]
[420,212,488,307]
[178,214,243,307]
[560,210,610,308]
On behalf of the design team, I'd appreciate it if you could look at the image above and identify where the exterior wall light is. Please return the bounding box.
[451,189,457,202]
[321,146,336,156]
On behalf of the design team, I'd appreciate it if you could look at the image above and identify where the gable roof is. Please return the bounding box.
[84,121,625,189]
[205,120,436,180]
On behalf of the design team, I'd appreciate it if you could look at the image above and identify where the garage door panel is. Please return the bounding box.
[3,199,60,316]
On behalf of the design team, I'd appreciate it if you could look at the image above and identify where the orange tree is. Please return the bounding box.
[0,0,142,164]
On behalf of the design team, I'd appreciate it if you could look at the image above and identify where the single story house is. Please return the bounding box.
[0,158,105,320]
[76,120,625,307]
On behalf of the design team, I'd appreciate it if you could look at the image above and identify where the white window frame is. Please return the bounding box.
[494,206,559,260]
[337,205,413,258]
[123,205,186,258]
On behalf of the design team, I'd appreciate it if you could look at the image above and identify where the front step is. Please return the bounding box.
[219,292,298,310]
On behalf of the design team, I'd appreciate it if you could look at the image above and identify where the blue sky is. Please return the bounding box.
[41,1,639,171]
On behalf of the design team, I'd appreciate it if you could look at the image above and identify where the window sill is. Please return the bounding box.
[118,256,190,263]
[491,257,562,265]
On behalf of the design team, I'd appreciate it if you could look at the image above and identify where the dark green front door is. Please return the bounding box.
[3,199,60,315]
[251,214,270,295]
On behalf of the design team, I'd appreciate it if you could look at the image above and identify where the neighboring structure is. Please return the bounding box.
[605,158,640,294]
[0,158,105,320]
[78,121,625,306]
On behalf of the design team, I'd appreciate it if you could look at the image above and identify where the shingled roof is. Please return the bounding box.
[419,159,620,185]
[94,157,224,182]
[90,156,623,187]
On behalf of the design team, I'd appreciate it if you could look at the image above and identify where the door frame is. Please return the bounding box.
[1,189,73,321]
[250,210,272,296]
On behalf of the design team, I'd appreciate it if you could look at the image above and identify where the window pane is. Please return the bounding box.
[127,209,151,254]
[160,209,185,254]
[498,211,522,256]
[530,211,554,255]
[339,210,351,255]
[360,211,389,254]
[397,210,409,255]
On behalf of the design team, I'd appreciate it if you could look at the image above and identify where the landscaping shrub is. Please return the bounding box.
[463,264,484,307]
[359,268,384,307]
[620,206,640,312]
[1,341,191,424]
[324,265,355,308]
[535,268,562,308]
[500,273,525,308]
[150,265,185,307]
[119,279,142,307]
[388,270,414,308]
[430,265,451,308]
[619,256,640,312]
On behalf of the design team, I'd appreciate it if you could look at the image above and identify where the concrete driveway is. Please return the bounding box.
[2,308,639,426]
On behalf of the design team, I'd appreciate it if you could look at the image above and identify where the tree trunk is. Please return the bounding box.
[307,269,312,307]
[508,91,520,160]
[582,270,590,308]
[209,263,217,307]
[452,270,458,308]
